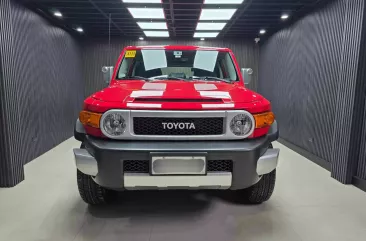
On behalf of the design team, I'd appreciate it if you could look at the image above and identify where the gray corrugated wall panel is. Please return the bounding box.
[358,102,366,179]
[301,1,344,161]
[356,0,366,181]
[330,0,364,183]
[0,0,84,187]
[0,0,24,186]
[356,107,366,179]
[81,39,259,97]
[258,0,364,183]
[259,0,346,161]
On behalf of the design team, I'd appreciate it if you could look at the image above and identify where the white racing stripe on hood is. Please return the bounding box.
[127,103,162,108]
[199,91,231,99]
[202,104,235,108]
[194,84,217,91]
[142,83,167,90]
[131,90,164,98]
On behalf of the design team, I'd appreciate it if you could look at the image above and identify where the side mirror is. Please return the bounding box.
[241,68,253,85]
[102,66,114,84]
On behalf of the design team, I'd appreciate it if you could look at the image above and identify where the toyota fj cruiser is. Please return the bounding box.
[74,45,279,205]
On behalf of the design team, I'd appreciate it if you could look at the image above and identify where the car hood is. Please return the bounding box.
[91,80,264,104]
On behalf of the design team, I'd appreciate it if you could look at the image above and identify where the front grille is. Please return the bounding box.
[207,160,233,172]
[123,160,233,173]
[133,117,224,136]
[123,160,149,173]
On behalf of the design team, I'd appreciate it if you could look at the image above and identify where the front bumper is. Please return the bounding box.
[74,121,279,190]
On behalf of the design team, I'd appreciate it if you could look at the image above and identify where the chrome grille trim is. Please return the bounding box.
[100,110,254,140]
[131,110,226,118]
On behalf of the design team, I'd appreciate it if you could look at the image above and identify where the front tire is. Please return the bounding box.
[77,143,109,205]
[77,170,108,205]
[233,143,276,204]
[237,170,276,204]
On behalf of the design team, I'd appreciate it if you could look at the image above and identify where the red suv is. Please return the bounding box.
[74,45,279,205]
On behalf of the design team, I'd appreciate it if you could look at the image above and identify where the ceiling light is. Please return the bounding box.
[76,27,84,33]
[53,11,62,17]
[139,37,144,40]
[194,32,219,38]
[128,8,165,19]
[122,0,162,3]
[199,9,237,20]
[204,0,244,4]
[200,38,205,41]
[281,14,289,20]
[259,29,266,34]
[196,22,227,30]
[144,31,169,37]
[137,22,167,29]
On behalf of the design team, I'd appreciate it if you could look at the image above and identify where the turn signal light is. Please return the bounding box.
[253,112,275,128]
[79,111,102,128]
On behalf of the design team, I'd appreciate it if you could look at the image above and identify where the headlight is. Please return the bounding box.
[102,113,126,136]
[230,113,253,136]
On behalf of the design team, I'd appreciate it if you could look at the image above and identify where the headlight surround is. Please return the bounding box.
[102,113,127,136]
[229,113,254,137]
[98,110,259,140]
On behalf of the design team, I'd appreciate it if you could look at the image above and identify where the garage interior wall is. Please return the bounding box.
[0,0,84,187]
[1,0,366,190]
[258,0,366,187]
[355,1,366,190]
[81,39,259,97]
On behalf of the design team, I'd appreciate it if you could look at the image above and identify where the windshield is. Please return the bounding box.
[116,49,239,82]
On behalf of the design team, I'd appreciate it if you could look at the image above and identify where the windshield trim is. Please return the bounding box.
[115,49,240,82]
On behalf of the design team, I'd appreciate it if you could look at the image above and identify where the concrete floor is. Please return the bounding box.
[1,138,366,241]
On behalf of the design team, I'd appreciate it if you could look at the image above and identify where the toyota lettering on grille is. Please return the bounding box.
[162,122,196,130]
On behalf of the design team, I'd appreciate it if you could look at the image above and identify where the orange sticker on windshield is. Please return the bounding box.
[125,50,136,58]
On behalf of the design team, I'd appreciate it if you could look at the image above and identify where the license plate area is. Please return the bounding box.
[150,152,207,175]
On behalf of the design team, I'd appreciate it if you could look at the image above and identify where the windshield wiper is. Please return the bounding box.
[191,76,232,83]
[152,77,187,81]
[118,76,151,81]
